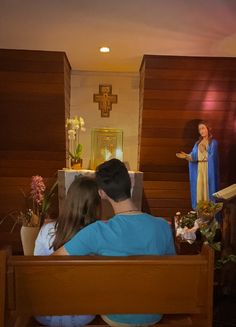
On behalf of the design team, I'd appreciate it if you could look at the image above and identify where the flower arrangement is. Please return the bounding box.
[66,116,85,168]
[17,176,57,228]
[175,201,223,250]
[175,200,236,278]
[175,200,223,248]
[175,210,199,244]
[176,210,197,229]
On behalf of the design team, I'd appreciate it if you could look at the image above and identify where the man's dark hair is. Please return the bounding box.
[95,159,131,202]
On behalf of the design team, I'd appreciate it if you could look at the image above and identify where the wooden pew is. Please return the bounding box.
[0,250,7,327]
[2,244,214,327]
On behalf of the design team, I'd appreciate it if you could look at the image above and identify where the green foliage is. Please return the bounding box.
[176,209,221,251]
[69,143,83,160]
[41,180,58,219]
[176,201,236,272]
[177,211,197,229]
[215,254,236,270]
[196,200,223,219]
[199,219,220,248]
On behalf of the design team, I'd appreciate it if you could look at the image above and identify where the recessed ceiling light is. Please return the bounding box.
[100,47,110,53]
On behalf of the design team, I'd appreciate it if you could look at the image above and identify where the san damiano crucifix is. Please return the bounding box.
[93,85,118,117]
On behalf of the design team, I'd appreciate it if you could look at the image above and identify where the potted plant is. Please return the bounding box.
[174,210,200,253]
[175,201,236,277]
[66,116,85,169]
[175,201,223,251]
[0,176,57,255]
[19,175,57,255]
[69,143,83,170]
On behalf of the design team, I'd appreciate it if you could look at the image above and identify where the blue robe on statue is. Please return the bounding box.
[189,139,219,210]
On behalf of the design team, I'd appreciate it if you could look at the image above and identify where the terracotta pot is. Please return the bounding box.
[20,226,40,255]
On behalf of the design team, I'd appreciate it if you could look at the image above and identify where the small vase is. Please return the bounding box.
[71,158,83,170]
[20,226,40,255]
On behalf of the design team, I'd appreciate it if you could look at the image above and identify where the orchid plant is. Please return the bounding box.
[8,176,57,229]
[30,176,45,218]
[66,116,85,164]
[21,176,57,227]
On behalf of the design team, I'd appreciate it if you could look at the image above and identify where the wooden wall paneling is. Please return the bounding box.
[0,49,71,246]
[141,55,236,70]
[139,55,236,219]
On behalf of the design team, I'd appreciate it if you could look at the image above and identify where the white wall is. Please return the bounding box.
[70,71,140,170]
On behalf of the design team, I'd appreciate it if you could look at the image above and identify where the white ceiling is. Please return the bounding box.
[1,0,236,72]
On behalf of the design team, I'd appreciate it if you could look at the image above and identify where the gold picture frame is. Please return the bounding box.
[90,128,123,169]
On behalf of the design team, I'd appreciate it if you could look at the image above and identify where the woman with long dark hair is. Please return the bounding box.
[176,120,219,209]
[34,175,101,327]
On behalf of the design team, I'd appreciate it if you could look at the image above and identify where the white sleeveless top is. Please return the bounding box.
[34,221,56,255]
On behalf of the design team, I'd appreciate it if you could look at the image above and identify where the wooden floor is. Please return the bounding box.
[213,294,236,327]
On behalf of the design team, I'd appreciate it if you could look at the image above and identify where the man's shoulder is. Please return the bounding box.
[80,220,108,234]
[143,214,169,224]
[83,215,169,230]
[145,215,172,231]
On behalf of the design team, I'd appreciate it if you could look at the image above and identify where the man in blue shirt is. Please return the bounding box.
[54,159,176,326]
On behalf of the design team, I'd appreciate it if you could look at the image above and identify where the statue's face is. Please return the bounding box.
[198,124,208,138]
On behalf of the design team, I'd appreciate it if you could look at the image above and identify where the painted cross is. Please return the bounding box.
[93,85,118,117]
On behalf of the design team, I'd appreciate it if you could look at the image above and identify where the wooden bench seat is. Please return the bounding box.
[1,245,214,327]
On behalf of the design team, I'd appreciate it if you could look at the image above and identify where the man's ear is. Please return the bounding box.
[98,189,107,199]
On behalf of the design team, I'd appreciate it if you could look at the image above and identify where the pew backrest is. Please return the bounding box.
[3,244,214,327]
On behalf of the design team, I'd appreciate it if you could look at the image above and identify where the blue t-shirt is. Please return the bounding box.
[64,213,176,324]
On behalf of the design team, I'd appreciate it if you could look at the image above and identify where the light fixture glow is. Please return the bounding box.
[100,46,110,53]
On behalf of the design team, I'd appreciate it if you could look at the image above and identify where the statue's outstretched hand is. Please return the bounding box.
[176,152,191,160]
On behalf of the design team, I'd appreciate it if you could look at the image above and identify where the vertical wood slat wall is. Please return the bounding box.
[139,55,236,219]
[0,49,71,220]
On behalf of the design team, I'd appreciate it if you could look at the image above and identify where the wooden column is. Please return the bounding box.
[0,49,71,239]
[139,55,236,219]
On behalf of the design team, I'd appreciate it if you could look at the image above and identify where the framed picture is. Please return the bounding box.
[90,128,123,169]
